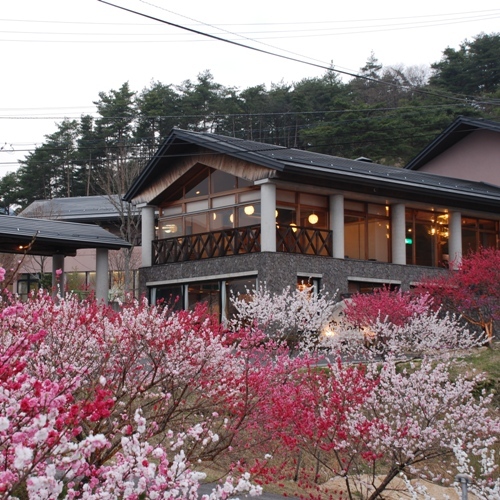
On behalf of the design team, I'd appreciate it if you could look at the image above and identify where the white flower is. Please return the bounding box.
[14,445,33,470]
[0,416,9,431]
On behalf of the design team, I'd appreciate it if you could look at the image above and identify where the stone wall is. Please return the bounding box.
[140,252,448,298]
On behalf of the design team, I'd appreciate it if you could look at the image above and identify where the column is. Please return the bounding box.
[448,211,462,270]
[95,247,109,304]
[260,182,276,252]
[391,203,406,265]
[51,254,65,298]
[330,194,344,259]
[140,204,156,267]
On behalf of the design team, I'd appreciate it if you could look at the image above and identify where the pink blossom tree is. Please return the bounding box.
[0,274,276,497]
[229,283,337,351]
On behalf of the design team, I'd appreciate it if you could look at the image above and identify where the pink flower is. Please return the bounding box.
[55,269,63,277]
[0,267,5,282]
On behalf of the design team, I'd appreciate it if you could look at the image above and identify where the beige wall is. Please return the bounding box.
[19,247,141,276]
[417,130,500,186]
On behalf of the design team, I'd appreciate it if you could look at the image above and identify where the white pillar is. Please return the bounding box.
[52,254,65,297]
[260,182,276,252]
[449,211,462,270]
[330,194,344,259]
[391,203,406,265]
[96,247,109,304]
[140,204,156,267]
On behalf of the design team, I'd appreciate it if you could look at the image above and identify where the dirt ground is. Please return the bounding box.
[320,475,478,499]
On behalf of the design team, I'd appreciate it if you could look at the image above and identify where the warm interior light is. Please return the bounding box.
[322,327,336,338]
[275,210,279,218]
[161,224,178,234]
[229,213,234,223]
[213,213,217,220]
[308,213,319,225]
[290,223,298,233]
[244,205,255,215]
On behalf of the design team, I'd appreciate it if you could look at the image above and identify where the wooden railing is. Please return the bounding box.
[152,224,333,264]
[276,225,333,257]
[153,225,261,264]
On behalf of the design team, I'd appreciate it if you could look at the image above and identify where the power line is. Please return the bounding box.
[97,0,496,108]
[0,102,479,122]
[3,9,500,26]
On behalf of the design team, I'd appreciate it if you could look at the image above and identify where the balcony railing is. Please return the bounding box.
[152,224,333,264]
[153,225,261,264]
[277,225,333,257]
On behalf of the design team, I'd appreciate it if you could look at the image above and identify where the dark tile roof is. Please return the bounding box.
[21,195,135,222]
[124,128,500,212]
[0,215,130,256]
[405,116,500,171]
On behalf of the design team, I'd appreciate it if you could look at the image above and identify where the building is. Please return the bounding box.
[117,127,499,318]
[16,195,140,300]
[405,116,500,186]
[0,214,131,302]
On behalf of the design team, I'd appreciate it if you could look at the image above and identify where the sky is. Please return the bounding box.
[1,0,499,177]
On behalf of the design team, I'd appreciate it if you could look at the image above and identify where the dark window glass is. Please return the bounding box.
[238,203,261,227]
[225,277,257,320]
[188,281,220,316]
[211,170,237,193]
[185,171,209,198]
[155,285,183,310]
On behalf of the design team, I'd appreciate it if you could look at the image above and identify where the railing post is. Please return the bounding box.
[455,474,472,500]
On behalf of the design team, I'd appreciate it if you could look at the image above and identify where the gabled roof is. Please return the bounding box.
[405,116,500,171]
[0,215,131,256]
[124,128,500,213]
[21,195,135,222]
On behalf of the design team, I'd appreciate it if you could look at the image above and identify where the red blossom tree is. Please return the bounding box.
[420,247,500,346]
[343,286,432,329]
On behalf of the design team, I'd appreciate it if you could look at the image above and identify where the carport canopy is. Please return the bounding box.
[0,215,131,302]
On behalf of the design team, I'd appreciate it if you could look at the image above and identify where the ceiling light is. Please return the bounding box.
[308,213,319,225]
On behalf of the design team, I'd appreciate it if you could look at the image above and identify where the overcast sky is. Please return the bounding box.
[1,0,499,176]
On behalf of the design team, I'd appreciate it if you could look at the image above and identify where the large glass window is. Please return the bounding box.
[151,276,257,321]
[153,284,184,310]
[158,168,259,239]
[276,190,328,230]
[344,202,390,262]
[406,209,448,267]
[462,217,498,254]
[188,281,220,316]
[185,172,209,199]
[224,277,257,321]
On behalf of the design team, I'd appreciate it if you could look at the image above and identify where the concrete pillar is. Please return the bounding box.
[391,203,406,265]
[140,204,156,267]
[95,247,109,304]
[51,254,65,298]
[260,182,276,252]
[449,211,462,270]
[330,194,344,259]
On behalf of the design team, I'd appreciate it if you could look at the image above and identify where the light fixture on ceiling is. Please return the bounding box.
[290,222,298,233]
[244,205,255,215]
[308,213,319,225]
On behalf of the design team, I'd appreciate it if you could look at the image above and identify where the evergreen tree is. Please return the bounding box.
[135,81,180,155]
[430,32,500,96]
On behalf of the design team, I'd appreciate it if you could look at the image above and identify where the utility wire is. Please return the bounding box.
[97,0,484,106]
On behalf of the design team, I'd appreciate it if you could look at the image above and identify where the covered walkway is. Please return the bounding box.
[0,215,131,303]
